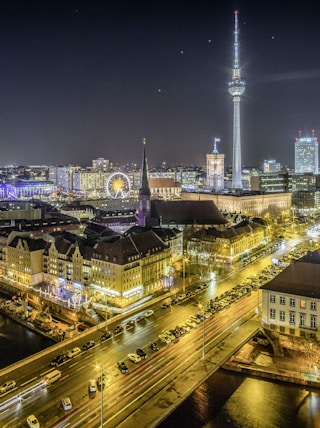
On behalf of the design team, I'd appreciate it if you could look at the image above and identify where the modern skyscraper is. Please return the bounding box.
[294,130,319,174]
[206,137,224,192]
[228,10,245,190]
[137,138,151,226]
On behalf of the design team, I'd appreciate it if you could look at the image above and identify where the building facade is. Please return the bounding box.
[295,132,319,174]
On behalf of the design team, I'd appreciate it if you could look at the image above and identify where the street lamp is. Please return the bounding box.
[198,303,205,360]
[96,365,104,427]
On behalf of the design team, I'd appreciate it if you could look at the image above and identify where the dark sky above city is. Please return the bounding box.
[0,1,320,169]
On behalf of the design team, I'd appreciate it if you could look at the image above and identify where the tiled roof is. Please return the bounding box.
[261,253,320,299]
[150,200,227,226]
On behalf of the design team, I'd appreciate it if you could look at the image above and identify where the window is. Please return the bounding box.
[289,311,295,325]
[290,298,295,307]
[280,326,285,333]
[280,311,285,322]
[270,308,276,319]
[311,315,317,329]
[300,300,306,309]
[300,313,305,327]
[280,296,286,305]
[311,301,316,311]
[270,294,276,303]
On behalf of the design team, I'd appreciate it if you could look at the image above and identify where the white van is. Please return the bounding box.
[42,369,62,385]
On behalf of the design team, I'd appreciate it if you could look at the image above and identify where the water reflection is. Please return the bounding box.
[160,370,320,428]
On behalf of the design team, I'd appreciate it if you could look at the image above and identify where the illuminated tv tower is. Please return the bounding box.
[228,10,245,190]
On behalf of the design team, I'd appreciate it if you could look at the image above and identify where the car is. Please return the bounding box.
[159,334,171,345]
[126,320,135,329]
[144,309,154,317]
[88,379,97,392]
[163,330,176,341]
[114,325,124,334]
[185,319,197,328]
[117,360,129,374]
[0,379,16,394]
[136,348,147,359]
[27,415,40,428]
[161,302,170,309]
[51,353,68,367]
[136,315,145,322]
[66,347,81,358]
[81,340,95,351]
[61,397,72,411]
[149,341,159,351]
[127,353,142,363]
[100,331,112,341]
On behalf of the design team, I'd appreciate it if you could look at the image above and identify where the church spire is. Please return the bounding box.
[140,137,151,196]
[137,138,151,226]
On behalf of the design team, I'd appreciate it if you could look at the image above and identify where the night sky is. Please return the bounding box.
[0,1,320,169]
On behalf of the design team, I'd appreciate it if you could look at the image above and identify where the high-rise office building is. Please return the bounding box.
[295,130,319,174]
[263,160,281,173]
[206,137,224,192]
[228,10,245,190]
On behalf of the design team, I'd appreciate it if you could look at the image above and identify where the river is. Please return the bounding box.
[159,369,320,428]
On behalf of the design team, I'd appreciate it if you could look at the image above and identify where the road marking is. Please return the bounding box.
[20,377,37,387]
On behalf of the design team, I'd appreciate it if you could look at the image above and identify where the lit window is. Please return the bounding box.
[300,300,306,309]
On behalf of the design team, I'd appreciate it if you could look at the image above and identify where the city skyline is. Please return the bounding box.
[1,1,320,168]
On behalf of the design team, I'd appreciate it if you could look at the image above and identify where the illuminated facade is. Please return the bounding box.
[228,10,245,190]
[295,131,319,174]
[261,250,320,339]
[206,138,224,192]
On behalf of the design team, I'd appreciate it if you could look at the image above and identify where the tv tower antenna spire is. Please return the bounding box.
[228,10,245,190]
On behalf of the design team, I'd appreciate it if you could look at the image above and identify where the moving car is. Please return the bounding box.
[50,353,68,367]
[27,415,40,428]
[81,340,95,350]
[97,373,106,389]
[61,397,72,411]
[88,379,97,392]
[100,331,112,341]
[144,309,154,317]
[117,360,129,374]
[114,325,124,334]
[127,353,142,363]
[66,347,81,358]
[126,320,135,329]
[0,379,16,394]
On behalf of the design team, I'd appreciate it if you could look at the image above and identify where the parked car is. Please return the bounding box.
[0,379,16,394]
[159,334,171,345]
[136,315,145,322]
[144,309,154,318]
[136,348,147,359]
[61,397,72,411]
[100,331,112,341]
[127,353,142,364]
[81,340,95,351]
[117,361,129,374]
[149,341,159,351]
[27,415,40,428]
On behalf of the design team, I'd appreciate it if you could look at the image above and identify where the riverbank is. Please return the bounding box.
[222,338,320,388]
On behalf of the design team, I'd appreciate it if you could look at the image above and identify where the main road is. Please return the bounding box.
[0,236,311,427]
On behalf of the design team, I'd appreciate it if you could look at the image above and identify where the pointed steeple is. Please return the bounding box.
[137,138,151,226]
[139,137,151,196]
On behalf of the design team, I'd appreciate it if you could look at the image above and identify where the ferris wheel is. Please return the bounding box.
[106,172,131,199]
